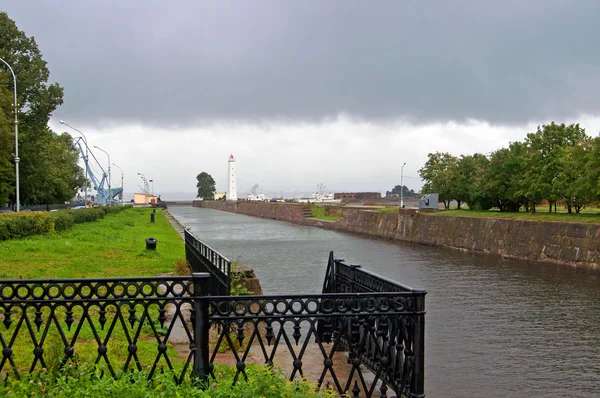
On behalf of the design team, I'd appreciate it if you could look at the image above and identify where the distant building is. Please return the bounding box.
[134,193,158,205]
[334,192,381,200]
[214,192,226,200]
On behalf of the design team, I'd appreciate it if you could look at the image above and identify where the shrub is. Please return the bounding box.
[0,206,134,240]
[70,208,105,224]
[0,212,54,240]
[0,363,336,397]
[51,211,74,232]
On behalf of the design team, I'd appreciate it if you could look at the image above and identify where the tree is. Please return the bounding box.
[522,122,587,212]
[196,172,216,199]
[418,152,458,209]
[458,153,493,210]
[389,185,416,198]
[558,137,598,213]
[18,130,86,204]
[1,12,86,206]
[484,142,528,212]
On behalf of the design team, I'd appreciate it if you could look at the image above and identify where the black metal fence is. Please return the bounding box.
[0,275,209,382]
[0,246,425,397]
[319,251,426,397]
[184,229,231,295]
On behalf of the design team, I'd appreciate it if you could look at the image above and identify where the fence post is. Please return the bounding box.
[410,291,426,398]
[192,272,210,381]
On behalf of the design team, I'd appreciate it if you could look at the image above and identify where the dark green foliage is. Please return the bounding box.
[0,206,130,240]
[68,208,105,224]
[196,172,216,199]
[50,211,74,231]
[0,212,54,240]
[1,12,86,207]
[419,122,596,212]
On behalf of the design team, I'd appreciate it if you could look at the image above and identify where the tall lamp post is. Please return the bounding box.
[400,162,407,208]
[112,163,124,204]
[138,173,147,193]
[94,145,111,206]
[1,57,20,212]
[60,120,89,206]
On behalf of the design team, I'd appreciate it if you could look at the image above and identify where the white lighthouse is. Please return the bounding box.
[227,154,237,201]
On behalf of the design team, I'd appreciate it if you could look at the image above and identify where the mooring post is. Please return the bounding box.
[410,290,427,398]
[192,272,211,381]
[150,213,155,223]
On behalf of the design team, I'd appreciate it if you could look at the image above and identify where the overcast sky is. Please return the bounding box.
[3,1,600,199]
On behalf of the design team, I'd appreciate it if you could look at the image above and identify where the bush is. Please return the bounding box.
[51,211,74,232]
[0,212,54,240]
[0,206,133,240]
[0,363,336,397]
[70,208,105,224]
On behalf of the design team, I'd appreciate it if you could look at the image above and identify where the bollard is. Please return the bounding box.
[153,208,156,214]
[150,213,155,223]
[145,237,157,250]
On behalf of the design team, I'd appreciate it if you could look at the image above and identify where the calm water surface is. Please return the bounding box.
[169,206,600,397]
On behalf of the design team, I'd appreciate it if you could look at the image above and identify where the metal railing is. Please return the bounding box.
[321,251,426,397]
[0,252,425,397]
[0,275,209,382]
[184,229,231,295]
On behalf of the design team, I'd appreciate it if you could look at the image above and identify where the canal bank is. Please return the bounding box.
[168,205,600,398]
[193,200,600,271]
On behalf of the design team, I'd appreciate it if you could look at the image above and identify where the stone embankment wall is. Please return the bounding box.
[193,201,600,271]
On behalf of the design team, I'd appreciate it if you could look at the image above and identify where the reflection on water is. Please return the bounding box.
[169,206,600,398]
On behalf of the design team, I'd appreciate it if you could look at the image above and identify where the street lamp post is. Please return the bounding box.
[400,162,407,209]
[138,173,147,193]
[60,121,89,206]
[0,57,20,212]
[112,163,124,204]
[94,146,111,206]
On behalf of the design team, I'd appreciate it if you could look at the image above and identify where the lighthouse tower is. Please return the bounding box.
[227,154,237,201]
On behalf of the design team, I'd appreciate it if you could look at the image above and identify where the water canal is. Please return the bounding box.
[168,206,600,398]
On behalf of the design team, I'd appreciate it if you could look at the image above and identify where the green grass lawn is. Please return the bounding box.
[430,209,600,223]
[0,207,188,375]
[0,207,184,279]
[376,206,401,213]
[309,205,342,221]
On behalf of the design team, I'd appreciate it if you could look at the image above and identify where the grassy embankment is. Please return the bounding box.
[309,205,342,221]
[0,207,187,373]
[429,208,600,223]
[374,205,600,223]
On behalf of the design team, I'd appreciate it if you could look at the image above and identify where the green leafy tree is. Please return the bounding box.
[1,12,85,206]
[522,122,587,212]
[484,142,528,212]
[0,79,14,205]
[418,152,457,209]
[558,136,599,213]
[196,172,216,199]
[458,153,493,210]
[19,130,86,204]
[388,185,416,198]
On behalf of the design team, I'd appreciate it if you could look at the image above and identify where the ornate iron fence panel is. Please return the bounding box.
[0,252,425,397]
[207,292,425,397]
[0,274,210,382]
[184,229,231,295]
[320,251,426,397]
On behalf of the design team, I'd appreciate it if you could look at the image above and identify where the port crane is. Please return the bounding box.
[73,137,122,205]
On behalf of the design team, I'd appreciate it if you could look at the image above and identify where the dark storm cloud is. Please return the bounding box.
[3,0,600,125]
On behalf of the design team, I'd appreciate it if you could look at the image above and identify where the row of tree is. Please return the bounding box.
[418,122,600,213]
[1,12,86,206]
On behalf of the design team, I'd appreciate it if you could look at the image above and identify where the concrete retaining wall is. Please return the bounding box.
[193,201,600,271]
